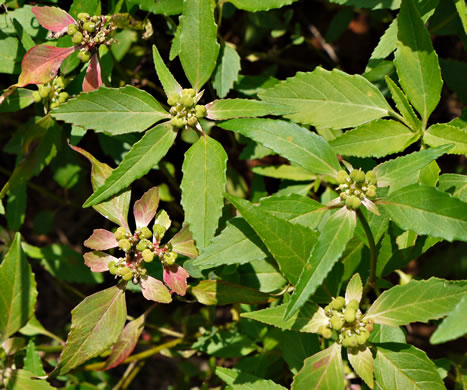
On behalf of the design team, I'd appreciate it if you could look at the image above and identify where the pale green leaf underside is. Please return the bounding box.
[258,68,392,129]
[51,86,169,134]
[212,45,241,98]
[366,277,467,326]
[330,119,417,157]
[348,347,374,389]
[423,124,467,154]
[216,367,287,389]
[228,0,298,11]
[430,295,467,344]
[206,99,292,120]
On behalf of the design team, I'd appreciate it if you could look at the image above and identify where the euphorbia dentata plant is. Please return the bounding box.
[0,0,466,388]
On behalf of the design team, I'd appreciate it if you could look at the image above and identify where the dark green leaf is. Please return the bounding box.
[212,45,241,98]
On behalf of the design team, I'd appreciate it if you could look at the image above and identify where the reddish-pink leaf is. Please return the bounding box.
[163,264,189,296]
[32,6,76,34]
[169,225,198,258]
[103,314,145,370]
[18,45,76,87]
[133,187,159,229]
[84,251,117,272]
[84,229,118,250]
[82,54,103,92]
[140,276,172,303]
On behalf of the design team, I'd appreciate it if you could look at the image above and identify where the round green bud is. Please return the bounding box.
[142,249,154,263]
[330,296,346,310]
[347,335,358,347]
[136,239,152,252]
[114,227,127,241]
[187,116,198,126]
[346,195,361,210]
[108,260,116,268]
[122,271,133,281]
[344,307,356,323]
[167,93,180,106]
[77,50,91,63]
[330,315,344,331]
[91,15,100,22]
[118,238,131,252]
[356,330,369,345]
[77,12,90,22]
[67,23,78,36]
[54,76,65,89]
[39,85,51,99]
[163,251,178,265]
[50,101,60,109]
[72,31,83,44]
[347,299,359,310]
[366,185,376,198]
[32,91,42,103]
[366,170,377,185]
[336,170,349,185]
[58,92,69,103]
[341,336,351,348]
[170,117,184,128]
[318,326,332,339]
[180,95,194,107]
[139,226,153,240]
[121,265,131,274]
[350,169,365,183]
[83,21,96,32]
[109,265,118,275]
[153,224,166,240]
[195,105,206,118]
[182,88,195,97]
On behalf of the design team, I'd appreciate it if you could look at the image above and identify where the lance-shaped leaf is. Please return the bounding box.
[0,88,35,113]
[228,0,298,11]
[374,343,445,390]
[24,340,47,376]
[0,233,38,342]
[348,346,374,389]
[133,187,159,229]
[330,119,418,158]
[181,135,227,250]
[163,264,189,296]
[423,124,467,154]
[216,367,287,389]
[259,68,393,129]
[104,313,145,370]
[385,76,421,131]
[83,123,177,208]
[169,225,198,258]
[152,44,182,97]
[32,6,76,34]
[252,165,316,181]
[438,173,467,202]
[71,145,130,230]
[285,208,356,320]
[82,53,103,92]
[365,278,467,326]
[291,343,344,390]
[379,184,467,242]
[430,295,467,344]
[53,285,127,376]
[345,273,362,304]
[219,118,340,177]
[179,0,219,91]
[395,0,442,124]
[206,99,291,120]
[6,370,56,390]
[140,276,172,303]
[84,229,118,250]
[225,194,318,285]
[212,44,241,98]
[51,86,169,134]
[83,251,116,272]
[18,45,76,87]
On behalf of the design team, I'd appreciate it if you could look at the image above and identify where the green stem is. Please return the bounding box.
[356,209,378,296]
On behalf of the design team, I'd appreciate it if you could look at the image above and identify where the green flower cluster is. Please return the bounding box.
[168,88,207,128]
[318,296,373,349]
[32,76,69,109]
[336,169,377,210]
[67,12,116,62]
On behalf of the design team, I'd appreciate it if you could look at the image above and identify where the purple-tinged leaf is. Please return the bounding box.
[169,225,198,258]
[140,276,172,303]
[103,314,145,370]
[84,251,117,272]
[163,264,189,296]
[70,145,131,231]
[133,187,159,229]
[84,229,118,250]
[32,6,76,34]
[18,45,76,87]
[82,54,103,92]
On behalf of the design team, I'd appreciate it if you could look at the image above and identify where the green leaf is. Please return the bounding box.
[291,343,344,390]
[285,208,356,320]
[373,144,452,189]
[225,194,318,285]
[330,119,418,158]
[181,135,227,250]
[24,340,46,377]
[395,0,442,124]
[429,295,467,344]
[438,174,467,202]
[366,277,467,326]
[53,285,127,376]
[423,124,467,154]
[258,68,392,129]
[0,36,23,74]
[345,273,363,303]
[216,367,287,389]
[348,346,374,389]
[368,324,406,344]
[179,0,220,91]
[51,86,169,135]
[374,343,445,390]
[251,165,316,181]
[6,370,56,390]
[379,184,467,242]
[206,99,291,120]
[228,0,298,11]
[0,233,37,342]
[0,88,35,113]
[385,76,421,131]
[219,118,340,177]
[128,0,183,15]
[152,44,182,97]
[83,123,177,208]
[454,0,467,34]
[212,44,241,98]
[281,331,320,374]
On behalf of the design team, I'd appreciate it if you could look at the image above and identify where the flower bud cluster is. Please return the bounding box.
[67,13,116,62]
[318,296,373,349]
[33,76,69,109]
[336,169,377,210]
[168,89,207,129]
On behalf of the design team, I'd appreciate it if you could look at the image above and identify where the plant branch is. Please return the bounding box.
[356,209,378,296]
